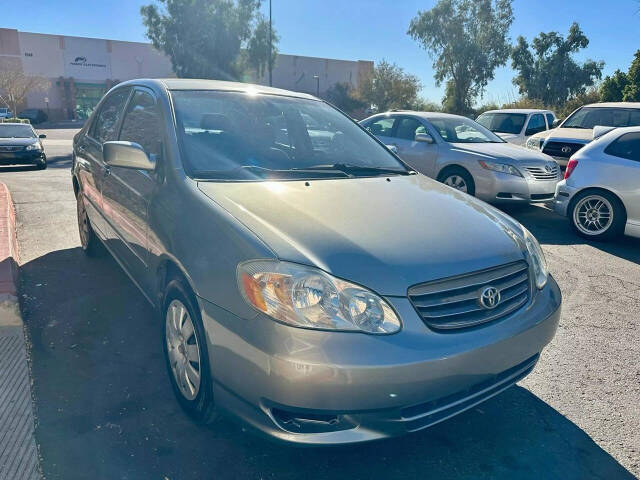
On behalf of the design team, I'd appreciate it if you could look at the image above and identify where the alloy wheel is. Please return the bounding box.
[443,175,468,193]
[573,195,614,236]
[165,299,202,401]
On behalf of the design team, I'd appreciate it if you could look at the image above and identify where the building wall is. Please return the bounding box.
[0,28,372,121]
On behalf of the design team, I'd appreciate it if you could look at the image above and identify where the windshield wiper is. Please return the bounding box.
[291,163,411,176]
[193,164,349,180]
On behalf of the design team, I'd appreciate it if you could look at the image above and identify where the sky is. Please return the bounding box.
[2,0,639,104]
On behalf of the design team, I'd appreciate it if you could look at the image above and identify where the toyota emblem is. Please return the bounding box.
[544,164,554,173]
[479,286,501,309]
[561,146,572,154]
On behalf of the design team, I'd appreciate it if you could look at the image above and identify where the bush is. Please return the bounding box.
[0,117,30,124]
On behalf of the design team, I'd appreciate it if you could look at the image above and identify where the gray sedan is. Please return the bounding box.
[362,112,561,203]
[72,79,561,445]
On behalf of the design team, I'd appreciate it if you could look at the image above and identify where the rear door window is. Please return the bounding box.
[604,132,640,162]
[546,113,555,129]
[526,114,546,136]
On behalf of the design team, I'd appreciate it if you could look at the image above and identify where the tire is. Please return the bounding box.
[569,190,626,241]
[437,166,476,196]
[76,193,104,256]
[162,279,218,424]
[36,159,47,170]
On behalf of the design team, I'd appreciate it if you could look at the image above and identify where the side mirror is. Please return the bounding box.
[593,125,616,139]
[552,119,561,128]
[386,144,398,154]
[415,132,434,144]
[39,134,46,139]
[103,141,156,171]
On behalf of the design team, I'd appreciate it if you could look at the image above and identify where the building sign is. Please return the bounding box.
[63,36,112,79]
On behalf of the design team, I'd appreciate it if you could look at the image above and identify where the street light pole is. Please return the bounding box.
[268,0,272,87]
[313,75,319,97]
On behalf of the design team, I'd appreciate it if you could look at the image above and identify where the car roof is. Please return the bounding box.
[115,78,318,101]
[480,109,553,115]
[373,111,470,121]
[582,102,640,109]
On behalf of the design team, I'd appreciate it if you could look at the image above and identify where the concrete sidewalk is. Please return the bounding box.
[0,183,40,480]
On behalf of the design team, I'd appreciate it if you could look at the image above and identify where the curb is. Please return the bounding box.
[0,182,41,480]
[0,183,20,327]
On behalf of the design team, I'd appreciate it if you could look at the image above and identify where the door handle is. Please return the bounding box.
[77,145,86,153]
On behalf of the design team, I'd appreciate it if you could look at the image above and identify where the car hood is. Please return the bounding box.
[495,132,521,142]
[0,138,38,146]
[197,175,526,296]
[449,142,553,165]
[531,127,593,142]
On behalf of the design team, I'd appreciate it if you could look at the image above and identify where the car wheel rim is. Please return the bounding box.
[77,199,90,248]
[166,299,201,401]
[443,175,468,193]
[573,195,613,236]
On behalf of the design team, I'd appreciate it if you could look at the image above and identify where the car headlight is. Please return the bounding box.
[526,137,544,151]
[25,142,41,151]
[478,160,522,177]
[522,227,548,289]
[238,260,401,334]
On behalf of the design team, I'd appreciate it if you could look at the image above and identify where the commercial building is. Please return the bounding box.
[0,28,373,120]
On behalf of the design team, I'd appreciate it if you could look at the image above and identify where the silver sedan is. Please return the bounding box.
[361,112,562,203]
[554,126,640,240]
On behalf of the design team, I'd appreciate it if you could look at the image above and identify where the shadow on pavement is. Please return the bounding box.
[501,203,640,266]
[19,246,635,480]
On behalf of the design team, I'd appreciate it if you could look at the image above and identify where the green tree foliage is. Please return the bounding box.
[622,50,640,101]
[325,82,365,115]
[408,0,514,115]
[511,23,604,106]
[141,0,277,80]
[357,60,422,112]
[245,17,279,79]
[600,70,630,102]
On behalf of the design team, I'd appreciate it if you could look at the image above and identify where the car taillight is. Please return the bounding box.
[564,158,578,179]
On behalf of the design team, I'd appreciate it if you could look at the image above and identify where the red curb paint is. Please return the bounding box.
[0,183,18,298]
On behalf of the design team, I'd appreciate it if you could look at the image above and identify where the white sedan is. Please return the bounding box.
[554,126,640,240]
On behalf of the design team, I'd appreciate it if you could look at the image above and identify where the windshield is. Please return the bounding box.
[171,90,408,180]
[427,116,504,143]
[476,113,527,134]
[562,107,640,129]
[0,125,35,138]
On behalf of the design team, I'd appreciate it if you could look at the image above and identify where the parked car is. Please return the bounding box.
[0,107,14,119]
[361,111,562,203]
[554,126,640,240]
[72,79,561,445]
[19,108,48,124]
[526,102,640,167]
[0,123,47,169]
[476,109,556,146]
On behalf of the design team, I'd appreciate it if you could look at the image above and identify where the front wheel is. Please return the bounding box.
[570,191,626,241]
[36,156,47,170]
[437,167,476,196]
[76,194,103,256]
[162,279,218,424]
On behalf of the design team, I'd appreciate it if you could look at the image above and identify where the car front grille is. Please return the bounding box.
[408,261,531,330]
[0,146,24,152]
[542,141,586,158]
[525,164,560,180]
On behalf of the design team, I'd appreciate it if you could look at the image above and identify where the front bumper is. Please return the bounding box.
[0,150,45,165]
[199,276,562,445]
[553,180,578,217]
[474,169,560,204]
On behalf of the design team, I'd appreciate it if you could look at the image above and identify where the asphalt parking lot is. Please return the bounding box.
[0,128,638,480]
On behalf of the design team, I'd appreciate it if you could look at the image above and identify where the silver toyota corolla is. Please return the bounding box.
[72,79,561,445]
[362,111,562,203]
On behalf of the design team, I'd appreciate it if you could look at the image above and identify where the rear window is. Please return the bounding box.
[604,132,640,161]
[476,113,527,135]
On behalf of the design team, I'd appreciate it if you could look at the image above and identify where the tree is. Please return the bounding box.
[622,50,640,101]
[511,23,604,106]
[600,70,630,102]
[245,16,278,80]
[325,82,365,115]
[0,68,50,117]
[140,0,277,80]
[408,0,513,115]
[357,60,422,112]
